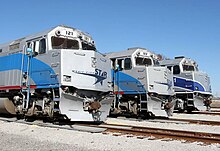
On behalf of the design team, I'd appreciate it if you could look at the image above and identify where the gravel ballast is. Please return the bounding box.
[0,120,219,151]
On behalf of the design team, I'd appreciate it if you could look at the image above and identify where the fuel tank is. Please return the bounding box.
[0,98,16,114]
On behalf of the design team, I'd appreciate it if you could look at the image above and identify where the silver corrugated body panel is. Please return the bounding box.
[0,70,36,87]
[193,71,212,93]
[180,72,193,79]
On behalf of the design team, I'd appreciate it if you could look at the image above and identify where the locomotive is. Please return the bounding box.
[0,25,113,122]
[107,48,176,117]
[160,56,212,112]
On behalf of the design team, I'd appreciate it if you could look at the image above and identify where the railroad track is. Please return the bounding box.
[0,116,220,144]
[84,123,220,144]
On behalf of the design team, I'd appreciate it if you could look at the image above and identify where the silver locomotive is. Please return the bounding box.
[107,48,175,117]
[0,25,113,122]
[160,56,212,112]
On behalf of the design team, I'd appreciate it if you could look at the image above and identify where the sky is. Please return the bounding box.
[0,0,219,97]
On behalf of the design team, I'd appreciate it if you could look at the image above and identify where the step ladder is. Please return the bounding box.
[52,88,60,111]
[20,46,33,112]
[186,98,194,107]
[140,94,148,112]
[186,93,194,107]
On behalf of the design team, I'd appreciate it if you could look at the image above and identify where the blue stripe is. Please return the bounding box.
[0,53,59,88]
[174,77,205,92]
[112,70,146,94]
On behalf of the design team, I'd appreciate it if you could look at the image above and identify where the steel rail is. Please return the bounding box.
[167,118,220,126]
[174,111,220,116]
[197,111,220,116]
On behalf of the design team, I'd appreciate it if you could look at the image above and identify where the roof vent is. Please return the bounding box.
[127,47,146,50]
[175,56,185,59]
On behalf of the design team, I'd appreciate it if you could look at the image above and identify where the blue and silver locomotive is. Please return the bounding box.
[107,48,175,117]
[160,56,212,112]
[0,25,113,122]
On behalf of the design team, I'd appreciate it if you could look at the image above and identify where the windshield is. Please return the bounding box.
[82,42,96,51]
[51,36,79,49]
[182,64,195,71]
[136,57,152,66]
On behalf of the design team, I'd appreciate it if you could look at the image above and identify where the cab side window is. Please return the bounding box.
[167,66,172,71]
[111,58,116,69]
[124,58,132,70]
[26,42,35,53]
[39,38,46,54]
[117,59,123,70]
[173,65,180,74]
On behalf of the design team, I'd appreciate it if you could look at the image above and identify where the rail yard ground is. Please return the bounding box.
[0,111,220,151]
[211,99,220,108]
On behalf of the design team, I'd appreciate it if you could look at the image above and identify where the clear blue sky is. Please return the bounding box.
[0,0,219,96]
